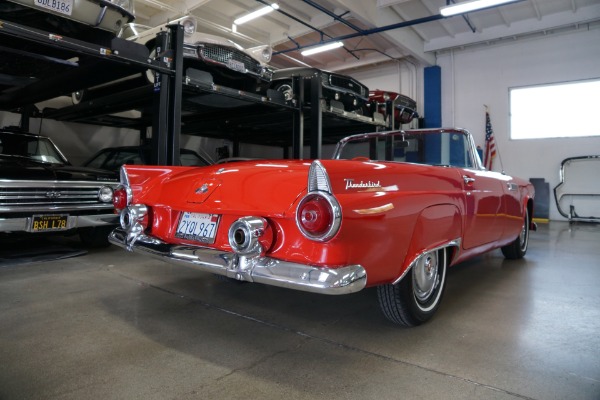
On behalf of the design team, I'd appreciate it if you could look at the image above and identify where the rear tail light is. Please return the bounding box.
[113,185,131,212]
[296,193,341,242]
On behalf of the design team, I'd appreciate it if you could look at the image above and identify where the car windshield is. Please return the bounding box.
[0,132,68,164]
[333,129,478,169]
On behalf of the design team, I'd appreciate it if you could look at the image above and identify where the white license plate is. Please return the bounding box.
[34,0,73,15]
[227,59,246,73]
[31,214,69,232]
[175,212,219,243]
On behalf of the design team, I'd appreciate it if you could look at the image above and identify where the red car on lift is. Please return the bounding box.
[369,89,419,128]
[109,128,535,326]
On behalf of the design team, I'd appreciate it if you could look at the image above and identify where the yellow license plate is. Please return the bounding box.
[31,214,69,232]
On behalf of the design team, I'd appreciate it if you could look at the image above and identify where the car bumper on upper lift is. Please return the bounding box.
[108,228,367,295]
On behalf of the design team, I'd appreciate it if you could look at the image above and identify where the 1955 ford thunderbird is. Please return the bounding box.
[109,128,535,326]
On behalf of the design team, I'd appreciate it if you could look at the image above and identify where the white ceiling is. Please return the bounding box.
[132,0,600,71]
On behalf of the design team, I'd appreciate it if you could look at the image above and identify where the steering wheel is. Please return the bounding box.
[352,156,370,161]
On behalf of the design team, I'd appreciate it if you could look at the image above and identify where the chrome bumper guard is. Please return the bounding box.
[109,228,367,295]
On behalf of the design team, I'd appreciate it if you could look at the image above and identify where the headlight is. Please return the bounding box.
[181,17,197,36]
[98,186,114,203]
[261,46,272,63]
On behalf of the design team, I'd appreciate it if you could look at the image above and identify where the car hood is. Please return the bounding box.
[0,156,118,182]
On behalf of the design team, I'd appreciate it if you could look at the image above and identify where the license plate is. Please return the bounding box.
[227,59,246,73]
[34,0,73,16]
[175,212,219,243]
[31,214,69,232]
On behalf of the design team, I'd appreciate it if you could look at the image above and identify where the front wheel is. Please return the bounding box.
[501,207,530,259]
[377,248,448,326]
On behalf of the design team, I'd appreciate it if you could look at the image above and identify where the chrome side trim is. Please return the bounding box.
[109,228,367,295]
[392,238,461,285]
[0,204,115,213]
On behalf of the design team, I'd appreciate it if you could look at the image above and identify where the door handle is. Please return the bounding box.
[463,175,475,185]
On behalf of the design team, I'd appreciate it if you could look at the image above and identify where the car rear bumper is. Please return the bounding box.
[108,228,367,295]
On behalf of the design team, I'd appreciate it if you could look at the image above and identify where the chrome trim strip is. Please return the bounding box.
[0,180,118,187]
[392,238,461,285]
[109,228,367,295]
[0,204,115,213]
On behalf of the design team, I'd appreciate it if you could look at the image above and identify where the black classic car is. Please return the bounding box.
[0,127,119,246]
[271,67,370,115]
[83,145,212,172]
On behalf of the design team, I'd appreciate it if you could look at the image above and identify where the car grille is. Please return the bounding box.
[199,44,263,75]
[328,75,367,97]
[0,185,111,210]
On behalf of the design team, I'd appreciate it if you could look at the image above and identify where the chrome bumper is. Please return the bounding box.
[109,228,367,295]
[0,213,118,233]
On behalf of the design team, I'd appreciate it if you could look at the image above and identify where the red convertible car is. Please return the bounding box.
[109,128,535,326]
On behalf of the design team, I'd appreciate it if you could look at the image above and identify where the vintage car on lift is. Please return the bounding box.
[109,128,536,326]
[125,16,273,91]
[71,16,274,104]
[0,0,135,44]
[82,145,212,172]
[368,89,419,128]
[0,127,119,246]
[271,67,370,115]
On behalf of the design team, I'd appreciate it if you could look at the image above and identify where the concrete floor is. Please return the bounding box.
[0,221,599,400]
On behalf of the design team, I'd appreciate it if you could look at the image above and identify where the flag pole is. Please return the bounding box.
[483,105,505,173]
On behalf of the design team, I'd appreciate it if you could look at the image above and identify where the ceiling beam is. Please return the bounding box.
[425,3,600,52]
[326,0,436,65]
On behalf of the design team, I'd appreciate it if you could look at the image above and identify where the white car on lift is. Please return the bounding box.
[71,15,274,104]
[124,16,273,89]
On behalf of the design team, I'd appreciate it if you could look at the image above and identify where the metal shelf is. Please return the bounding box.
[0,18,386,161]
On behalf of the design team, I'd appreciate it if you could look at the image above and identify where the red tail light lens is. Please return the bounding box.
[296,193,341,242]
[113,186,129,211]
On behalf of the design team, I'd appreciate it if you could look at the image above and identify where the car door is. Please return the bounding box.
[460,169,506,249]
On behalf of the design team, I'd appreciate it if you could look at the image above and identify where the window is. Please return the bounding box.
[510,78,600,140]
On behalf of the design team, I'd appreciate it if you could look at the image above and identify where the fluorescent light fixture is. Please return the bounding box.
[440,0,519,17]
[301,41,344,56]
[234,3,279,25]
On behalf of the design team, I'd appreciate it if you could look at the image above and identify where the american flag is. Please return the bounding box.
[484,111,497,170]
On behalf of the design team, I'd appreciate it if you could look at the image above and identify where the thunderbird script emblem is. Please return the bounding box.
[344,179,381,190]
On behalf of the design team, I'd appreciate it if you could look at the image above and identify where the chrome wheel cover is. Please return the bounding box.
[519,212,529,252]
[413,251,439,303]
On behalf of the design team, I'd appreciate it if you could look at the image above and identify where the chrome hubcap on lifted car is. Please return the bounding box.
[413,251,439,303]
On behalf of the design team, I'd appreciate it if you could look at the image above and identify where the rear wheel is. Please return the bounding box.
[501,208,530,259]
[377,248,448,326]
